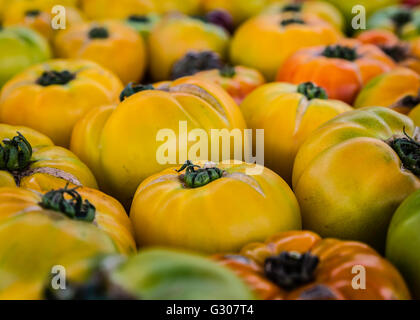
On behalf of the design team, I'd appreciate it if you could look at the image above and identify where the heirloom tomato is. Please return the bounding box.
[230,12,340,81]
[148,14,230,81]
[0,26,50,87]
[0,211,117,299]
[0,124,97,190]
[355,67,420,110]
[0,59,123,147]
[80,0,200,20]
[215,230,411,300]
[201,0,266,25]
[0,185,135,254]
[356,30,420,75]
[44,249,254,300]
[70,77,246,206]
[277,42,395,104]
[240,82,352,183]
[386,189,420,299]
[368,5,420,40]
[262,0,344,32]
[130,160,301,254]
[193,65,266,104]
[54,21,146,84]
[293,107,420,251]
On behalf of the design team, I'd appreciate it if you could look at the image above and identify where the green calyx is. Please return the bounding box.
[176,160,223,188]
[36,70,75,86]
[40,185,96,222]
[390,129,420,177]
[391,9,412,29]
[280,18,305,26]
[88,26,109,39]
[25,9,41,17]
[119,82,154,101]
[282,3,302,13]
[127,15,150,23]
[264,251,319,291]
[219,64,236,78]
[322,45,358,61]
[297,82,328,100]
[0,132,32,171]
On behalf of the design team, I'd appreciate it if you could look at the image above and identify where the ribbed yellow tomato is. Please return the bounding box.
[0,124,97,190]
[293,107,420,251]
[54,21,146,84]
[130,161,301,253]
[0,185,135,254]
[71,77,246,206]
[0,211,117,299]
[0,59,123,147]
[240,82,352,183]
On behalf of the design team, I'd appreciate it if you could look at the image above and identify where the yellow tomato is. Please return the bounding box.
[201,0,267,24]
[0,59,123,147]
[130,160,301,253]
[148,14,230,81]
[0,124,97,190]
[0,211,117,299]
[230,12,341,81]
[54,21,146,84]
[409,105,420,126]
[0,185,135,254]
[293,107,420,251]
[70,77,246,207]
[355,67,420,110]
[241,82,352,184]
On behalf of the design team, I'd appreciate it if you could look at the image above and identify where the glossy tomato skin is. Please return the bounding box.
[0,59,123,147]
[386,189,420,299]
[230,12,340,81]
[0,186,136,254]
[240,82,352,184]
[54,21,146,84]
[194,66,266,104]
[130,161,301,254]
[215,230,411,300]
[70,77,246,207]
[148,14,230,81]
[0,211,117,299]
[0,124,97,190]
[277,42,395,104]
[293,107,420,251]
[355,67,420,110]
[0,26,50,87]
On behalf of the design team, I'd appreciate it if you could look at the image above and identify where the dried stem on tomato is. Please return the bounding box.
[176,160,224,188]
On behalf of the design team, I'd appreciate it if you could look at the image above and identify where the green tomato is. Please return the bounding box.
[386,189,420,299]
[0,26,51,87]
[45,249,255,300]
[368,5,420,39]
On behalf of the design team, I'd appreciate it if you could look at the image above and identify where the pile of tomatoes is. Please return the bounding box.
[0,0,419,300]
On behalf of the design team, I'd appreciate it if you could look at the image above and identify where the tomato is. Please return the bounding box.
[240,82,352,183]
[0,211,117,299]
[356,30,420,75]
[0,26,50,87]
[3,3,84,42]
[262,0,344,32]
[43,248,254,300]
[368,5,420,40]
[230,12,340,81]
[148,14,230,81]
[215,230,411,300]
[293,107,420,251]
[130,160,301,253]
[54,21,146,85]
[355,67,420,110]
[0,124,97,190]
[0,184,136,253]
[386,189,420,299]
[124,13,160,39]
[70,77,246,206]
[277,42,395,104]
[193,65,266,104]
[80,0,200,20]
[0,59,123,147]
[409,104,420,125]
